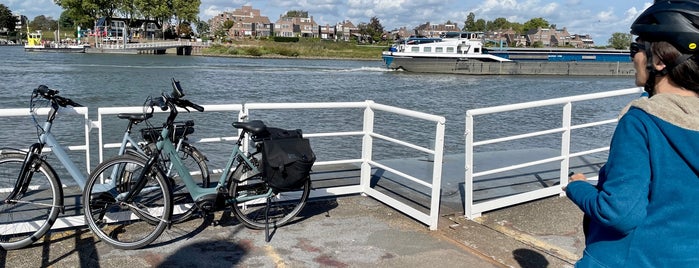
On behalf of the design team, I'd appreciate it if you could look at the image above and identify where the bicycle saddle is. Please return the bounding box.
[117,113,153,124]
[232,120,267,135]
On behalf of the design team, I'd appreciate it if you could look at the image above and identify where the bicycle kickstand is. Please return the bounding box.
[265,196,271,242]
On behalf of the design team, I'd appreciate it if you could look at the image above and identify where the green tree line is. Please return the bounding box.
[53,0,201,35]
[463,12,554,34]
[464,12,633,49]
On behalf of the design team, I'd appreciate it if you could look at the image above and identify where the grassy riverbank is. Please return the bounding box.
[200,39,386,60]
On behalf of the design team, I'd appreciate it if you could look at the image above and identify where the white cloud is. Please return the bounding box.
[596,9,615,22]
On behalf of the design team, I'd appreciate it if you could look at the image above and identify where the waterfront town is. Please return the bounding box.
[3,4,596,48]
[207,5,596,48]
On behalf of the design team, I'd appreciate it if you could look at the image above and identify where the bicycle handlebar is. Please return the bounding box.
[147,79,204,113]
[33,85,83,107]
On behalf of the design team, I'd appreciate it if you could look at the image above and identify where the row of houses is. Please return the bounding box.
[392,21,595,48]
[208,6,358,41]
[210,5,596,47]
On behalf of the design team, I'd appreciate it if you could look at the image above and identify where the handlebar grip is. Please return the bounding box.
[55,96,83,107]
[67,99,83,107]
[149,96,168,111]
[35,85,58,97]
[190,102,204,112]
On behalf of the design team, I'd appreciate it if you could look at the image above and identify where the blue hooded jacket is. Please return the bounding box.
[566,93,699,267]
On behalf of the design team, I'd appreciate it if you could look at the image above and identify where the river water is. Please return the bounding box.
[0,46,639,167]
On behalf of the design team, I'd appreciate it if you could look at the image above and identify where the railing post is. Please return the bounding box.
[80,110,90,173]
[464,112,477,219]
[428,119,446,230]
[97,110,104,165]
[361,101,375,193]
[560,102,572,195]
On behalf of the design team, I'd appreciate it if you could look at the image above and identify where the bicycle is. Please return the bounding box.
[83,79,315,249]
[0,85,208,250]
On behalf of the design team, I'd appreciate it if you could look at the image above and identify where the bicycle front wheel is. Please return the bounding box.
[83,154,171,250]
[0,152,62,250]
[228,161,310,229]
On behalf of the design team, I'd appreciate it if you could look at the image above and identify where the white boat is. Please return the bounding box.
[381,32,511,71]
[24,30,87,53]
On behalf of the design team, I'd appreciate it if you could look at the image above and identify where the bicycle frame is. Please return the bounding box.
[156,127,269,204]
[114,118,189,178]
[30,110,88,190]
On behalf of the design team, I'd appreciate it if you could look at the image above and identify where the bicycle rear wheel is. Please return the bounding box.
[228,160,310,229]
[83,154,171,250]
[0,152,62,250]
[142,142,209,224]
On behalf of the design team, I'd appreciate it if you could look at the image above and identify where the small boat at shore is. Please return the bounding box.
[381,32,511,70]
[24,31,87,53]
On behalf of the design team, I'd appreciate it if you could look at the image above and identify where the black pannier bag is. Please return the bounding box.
[261,128,315,191]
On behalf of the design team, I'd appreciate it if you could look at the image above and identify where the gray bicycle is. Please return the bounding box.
[0,86,208,250]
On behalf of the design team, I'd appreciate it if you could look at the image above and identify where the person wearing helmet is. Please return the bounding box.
[566,1,699,267]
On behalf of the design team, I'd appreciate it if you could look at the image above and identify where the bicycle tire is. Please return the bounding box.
[0,152,62,250]
[142,142,209,224]
[228,158,310,230]
[83,154,172,250]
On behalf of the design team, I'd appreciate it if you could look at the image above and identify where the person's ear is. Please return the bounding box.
[654,58,666,71]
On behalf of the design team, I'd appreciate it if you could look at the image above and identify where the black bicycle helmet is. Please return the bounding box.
[631,1,699,95]
[631,0,699,54]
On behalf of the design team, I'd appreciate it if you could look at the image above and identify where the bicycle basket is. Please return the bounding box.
[140,120,195,143]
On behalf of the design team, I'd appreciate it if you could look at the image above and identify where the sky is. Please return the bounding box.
[2,0,653,45]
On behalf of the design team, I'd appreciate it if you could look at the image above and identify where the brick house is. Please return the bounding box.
[336,20,358,41]
[414,22,459,38]
[275,13,318,38]
[208,5,273,39]
[524,27,595,47]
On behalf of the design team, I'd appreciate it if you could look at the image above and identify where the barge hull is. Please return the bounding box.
[389,57,635,76]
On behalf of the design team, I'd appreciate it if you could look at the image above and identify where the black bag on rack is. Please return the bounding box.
[261,128,315,191]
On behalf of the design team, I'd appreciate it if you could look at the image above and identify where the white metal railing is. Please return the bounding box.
[463,87,644,219]
[0,101,444,231]
[0,107,91,173]
[95,101,445,229]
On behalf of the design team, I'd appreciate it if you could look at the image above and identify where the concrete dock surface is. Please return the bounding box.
[1,193,584,268]
[2,149,595,267]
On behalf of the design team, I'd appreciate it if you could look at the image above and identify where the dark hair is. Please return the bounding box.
[652,41,699,94]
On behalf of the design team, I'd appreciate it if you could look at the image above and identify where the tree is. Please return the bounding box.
[29,15,57,31]
[367,16,384,43]
[54,0,118,28]
[474,19,486,31]
[522,17,549,33]
[490,17,510,31]
[0,4,17,35]
[463,12,475,31]
[194,17,209,36]
[285,10,308,18]
[173,0,201,35]
[608,32,632,49]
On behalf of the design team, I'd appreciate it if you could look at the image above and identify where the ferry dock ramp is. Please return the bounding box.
[2,87,644,267]
[1,150,591,268]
